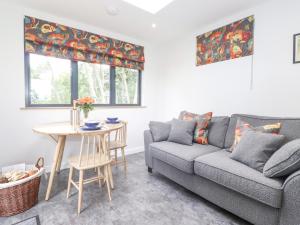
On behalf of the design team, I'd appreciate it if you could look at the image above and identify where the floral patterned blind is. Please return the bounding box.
[196,15,254,66]
[24,16,145,70]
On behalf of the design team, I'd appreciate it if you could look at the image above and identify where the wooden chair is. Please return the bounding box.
[66,131,112,214]
[108,122,127,173]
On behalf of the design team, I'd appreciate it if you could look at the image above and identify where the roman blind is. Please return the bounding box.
[24,16,145,70]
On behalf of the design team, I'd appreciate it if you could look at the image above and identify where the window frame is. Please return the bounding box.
[24,53,142,107]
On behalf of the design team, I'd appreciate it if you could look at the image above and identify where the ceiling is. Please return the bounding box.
[9,0,269,44]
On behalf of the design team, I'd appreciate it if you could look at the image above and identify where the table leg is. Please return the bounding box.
[45,135,66,201]
[56,136,66,173]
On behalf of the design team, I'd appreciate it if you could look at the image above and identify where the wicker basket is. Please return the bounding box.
[0,158,44,217]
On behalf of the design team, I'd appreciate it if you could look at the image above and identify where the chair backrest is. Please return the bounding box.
[112,121,127,146]
[77,132,109,168]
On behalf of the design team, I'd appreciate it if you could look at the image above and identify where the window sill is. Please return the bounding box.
[20,105,147,110]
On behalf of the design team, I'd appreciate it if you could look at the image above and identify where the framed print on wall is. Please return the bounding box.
[293,33,300,63]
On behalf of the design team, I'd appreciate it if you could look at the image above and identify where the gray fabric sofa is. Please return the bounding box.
[144,114,300,225]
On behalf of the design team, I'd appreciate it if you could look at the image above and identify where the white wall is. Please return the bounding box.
[155,0,300,120]
[1,0,300,169]
[0,1,160,169]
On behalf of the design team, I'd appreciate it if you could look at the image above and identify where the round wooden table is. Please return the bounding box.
[33,122,125,200]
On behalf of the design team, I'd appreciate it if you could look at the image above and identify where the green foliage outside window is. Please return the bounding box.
[30,55,71,104]
[78,62,110,104]
[115,67,139,104]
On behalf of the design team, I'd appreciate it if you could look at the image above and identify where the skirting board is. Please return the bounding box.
[44,146,144,172]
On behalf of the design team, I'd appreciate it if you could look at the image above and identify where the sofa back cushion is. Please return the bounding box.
[224,114,300,149]
[208,116,230,148]
[149,121,171,142]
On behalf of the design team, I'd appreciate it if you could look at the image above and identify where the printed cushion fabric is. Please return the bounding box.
[179,111,213,144]
[229,118,281,152]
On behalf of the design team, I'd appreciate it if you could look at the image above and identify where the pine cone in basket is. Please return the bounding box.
[0,175,8,184]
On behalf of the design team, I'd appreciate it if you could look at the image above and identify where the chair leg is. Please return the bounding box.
[97,167,102,189]
[78,170,84,215]
[108,165,114,189]
[121,147,127,174]
[114,149,117,166]
[94,144,100,172]
[100,167,105,187]
[104,165,111,201]
[67,166,73,199]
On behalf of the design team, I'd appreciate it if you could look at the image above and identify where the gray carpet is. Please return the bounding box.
[0,153,251,225]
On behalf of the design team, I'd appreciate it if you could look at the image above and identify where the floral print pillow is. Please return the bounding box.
[179,111,213,144]
[230,118,281,152]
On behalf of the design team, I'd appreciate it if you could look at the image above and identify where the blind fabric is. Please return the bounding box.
[24,16,145,70]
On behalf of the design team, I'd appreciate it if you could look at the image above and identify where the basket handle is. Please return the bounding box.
[35,157,44,169]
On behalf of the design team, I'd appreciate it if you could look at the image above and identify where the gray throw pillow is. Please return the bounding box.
[230,130,285,172]
[167,119,196,145]
[149,121,171,142]
[263,139,300,177]
[208,116,230,148]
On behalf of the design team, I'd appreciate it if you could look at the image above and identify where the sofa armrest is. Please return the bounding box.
[279,170,300,225]
[144,130,154,168]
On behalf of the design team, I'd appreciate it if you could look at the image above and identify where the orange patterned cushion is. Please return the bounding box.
[179,111,213,144]
[230,119,281,152]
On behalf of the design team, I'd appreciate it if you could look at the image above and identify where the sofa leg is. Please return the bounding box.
[148,167,152,173]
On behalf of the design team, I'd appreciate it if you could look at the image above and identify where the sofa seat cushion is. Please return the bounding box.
[150,141,220,174]
[194,150,284,208]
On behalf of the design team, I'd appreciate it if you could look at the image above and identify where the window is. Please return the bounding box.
[28,54,71,105]
[78,62,110,104]
[25,53,142,107]
[115,67,139,104]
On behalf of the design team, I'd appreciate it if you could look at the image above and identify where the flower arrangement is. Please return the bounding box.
[76,97,95,119]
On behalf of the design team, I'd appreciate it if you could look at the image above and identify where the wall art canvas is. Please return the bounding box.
[293,33,300,63]
[196,15,254,66]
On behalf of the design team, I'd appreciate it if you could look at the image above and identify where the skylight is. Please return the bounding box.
[122,0,174,14]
